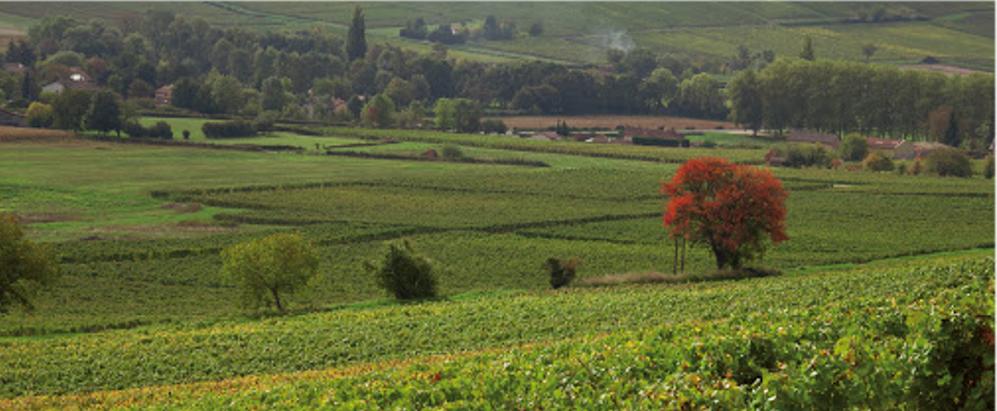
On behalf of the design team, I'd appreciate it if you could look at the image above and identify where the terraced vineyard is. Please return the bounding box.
[0,123,993,409]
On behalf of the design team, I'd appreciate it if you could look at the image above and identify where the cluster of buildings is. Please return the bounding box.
[776,129,951,163]
[520,127,691,147]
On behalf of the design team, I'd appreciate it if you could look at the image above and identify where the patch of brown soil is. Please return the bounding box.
[13,213,81,224]
[161,202,203,213]
[899,64,982,77]
[0,126,76,142]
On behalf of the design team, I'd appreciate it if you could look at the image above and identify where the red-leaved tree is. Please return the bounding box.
[662,157,788,269]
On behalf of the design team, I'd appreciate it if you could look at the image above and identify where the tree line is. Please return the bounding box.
[728,59,994,148]
[2,7,731,124]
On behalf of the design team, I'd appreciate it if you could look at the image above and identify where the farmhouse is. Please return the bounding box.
[893,141,949,160]
[0,107,24,126]
[787,129,840,149]
[41,69,98,95]
[866,136,903,150]
[155,85,174,106]
[623,127,689,147]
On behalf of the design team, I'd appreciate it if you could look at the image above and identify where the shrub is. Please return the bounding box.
[545,257,579,289]
[123,121,173,139]
[182,130,191,140]
[908,159,923,176]
[365,240,437,300]
[149,121,173,139]
[441,144,464,160]
[220,232,319,311]
[202,120,258,138]
[984,155,993,179]
[925,147,972,177]
[480,118,507,134]
[862,152,894,172]
[779,144,832,168]
[0,213,58,313]
[25,102,54,128]
[839,133,868,161]
[254,111,279,132]
[700,140,717,148]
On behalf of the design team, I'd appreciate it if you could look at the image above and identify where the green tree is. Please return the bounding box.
[839,133,869,161]
[260,76,287,112]
[434,97,481,132]
[727,69,763,135]
[220,232,319,312]
[639,67,678,112]
[384,77,415,107]
[347,6,367,61]
[25,102,54,128]
[365,240,437,300]
[84,90,121,135]
[862,43,878,62]
[800,36,815,61]
[0,214,58,314]
[51,89,91,130]
[361,93,396,128]
[943,110,961,147]
[210,74,244,114]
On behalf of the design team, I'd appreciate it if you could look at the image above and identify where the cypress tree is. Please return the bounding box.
[347,6,367,61]
[800,36,815,61]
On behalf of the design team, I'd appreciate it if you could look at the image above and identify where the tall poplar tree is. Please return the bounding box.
[347,6,367,61]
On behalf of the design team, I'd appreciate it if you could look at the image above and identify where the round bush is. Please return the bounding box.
[862,152,894,172]
[924,148,972,177]
[839,134,868,161]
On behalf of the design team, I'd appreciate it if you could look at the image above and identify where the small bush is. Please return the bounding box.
[545,257,579,289]
[908,159,923,176]
[925,147,972,177]
[480,118,507,134]
[701,140,717,148]
[123,121,173,139]
[984,155,993,179]
[254,111,279,132]
[863,152,894,172]
[365,240,437,300]
[202,120,258,139]
[777,144,832,168]
[441,145,464,160]
[182,130,191,140]
[839,133,869,161]
[26,102,54,128]
[0,213,59,313]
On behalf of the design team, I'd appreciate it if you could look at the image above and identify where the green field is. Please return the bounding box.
[0,119,993,408]
[0,2,991,69]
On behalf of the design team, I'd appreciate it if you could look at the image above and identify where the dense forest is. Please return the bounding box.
[1,7,993,147]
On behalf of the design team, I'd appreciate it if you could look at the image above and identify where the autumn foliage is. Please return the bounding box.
[662,158,788,269]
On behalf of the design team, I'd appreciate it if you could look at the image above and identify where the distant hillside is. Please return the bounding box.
[0,1,992,70]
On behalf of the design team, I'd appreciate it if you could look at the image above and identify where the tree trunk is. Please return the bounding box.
[673,238,679,274]
[271,287,284,312]
[710,241,726,269]
[680,237,686,273]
